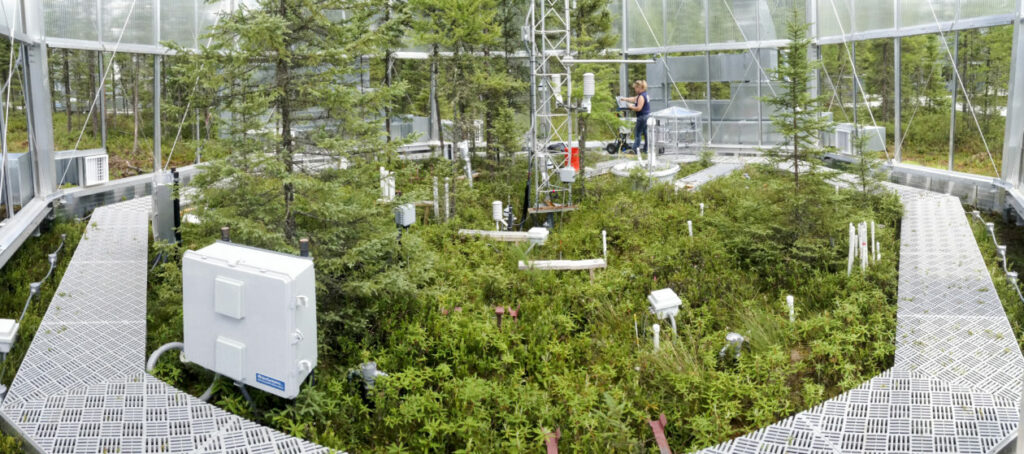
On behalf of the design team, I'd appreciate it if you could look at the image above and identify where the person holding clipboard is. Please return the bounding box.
[618,80,651,154]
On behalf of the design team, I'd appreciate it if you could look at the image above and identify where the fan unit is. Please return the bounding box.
[83,155,109,186]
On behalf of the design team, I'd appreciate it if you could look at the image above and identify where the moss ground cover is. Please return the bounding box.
[147,159,900,452]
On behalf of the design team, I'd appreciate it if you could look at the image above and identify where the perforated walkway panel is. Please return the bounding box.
[0,198,328,454]
[701,186,1024,453]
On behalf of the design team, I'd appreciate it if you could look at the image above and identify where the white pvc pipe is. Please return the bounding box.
[847,223,856,276]
[858,222,869,271]
[786,295,794,323]
[444,178,450,221]
[432,177,440,218]
[699,203,704,216]
[687,220,693,237]
[652,323,661,351]
[875,241,881,261]
[668,314,677,335]
[146,341,185,372]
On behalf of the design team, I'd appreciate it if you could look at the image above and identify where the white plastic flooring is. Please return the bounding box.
[0,198,327,454]
[701,184,1024,453]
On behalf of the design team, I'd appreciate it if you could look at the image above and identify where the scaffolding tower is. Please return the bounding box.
[526,0,576,220]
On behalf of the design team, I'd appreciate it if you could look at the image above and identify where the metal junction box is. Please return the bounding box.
[183,241,317,399]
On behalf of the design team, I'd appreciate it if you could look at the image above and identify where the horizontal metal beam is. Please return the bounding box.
[54,148,106,161]
[563,58,655,64]
[816,14,1015,45]
[44,38,180,56]
[0,199,51,270]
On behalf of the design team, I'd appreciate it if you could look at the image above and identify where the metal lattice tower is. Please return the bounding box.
[527,0,576,217]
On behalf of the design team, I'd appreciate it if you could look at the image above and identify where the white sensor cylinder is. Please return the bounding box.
[652,323,661,351]
[581,72,595,113]
[786,295,794,323]
[492,201,504,227]
[582,73,595,97]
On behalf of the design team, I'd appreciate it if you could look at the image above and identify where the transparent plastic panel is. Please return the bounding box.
[709,0,749,44]
[896,34,951,169]
[899,0,956,28]
[0,0,19,33]
[817,0,851,37]
[198,1,231,45]
[102,0,155,45]
[952,26,1010,177]
[854,0,895,33]
[664,0,704,46]
[761,0,802,41]
[44,0,99,41]
[627,0,664,48]
[609,0,623,48]
[161,0,196,47]
[960,0,1015,20]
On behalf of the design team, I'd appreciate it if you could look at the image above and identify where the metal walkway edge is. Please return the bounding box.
[701,186,1024,453]
[0,198,328,454]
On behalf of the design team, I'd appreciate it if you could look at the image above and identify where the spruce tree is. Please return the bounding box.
[175,0,404,242]
[764,12,832,192]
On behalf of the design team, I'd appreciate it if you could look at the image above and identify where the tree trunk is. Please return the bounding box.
[62,49,71,133]
[432,44,445,160]
[89,52,99,137]
[110,56,116,131]
[384,51,392,145]
[49,50,56,117]
[278,0,296,240]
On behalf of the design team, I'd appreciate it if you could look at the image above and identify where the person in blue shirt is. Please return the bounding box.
[618,80,651,154]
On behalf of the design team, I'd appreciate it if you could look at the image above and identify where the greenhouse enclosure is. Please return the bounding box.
[0,0,1023,452]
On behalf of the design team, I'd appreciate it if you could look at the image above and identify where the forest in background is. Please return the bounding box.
[0,1,1009,185]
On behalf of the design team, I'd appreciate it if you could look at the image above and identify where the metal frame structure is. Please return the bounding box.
[526,0,576,216]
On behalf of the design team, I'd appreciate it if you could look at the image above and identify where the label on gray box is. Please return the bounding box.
[256,373,285,391]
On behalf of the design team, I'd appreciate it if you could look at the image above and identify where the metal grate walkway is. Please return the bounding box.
[701,186,1024,453]
[0,198,327,454]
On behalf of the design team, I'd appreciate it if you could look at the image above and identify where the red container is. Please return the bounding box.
[562,147,580,171]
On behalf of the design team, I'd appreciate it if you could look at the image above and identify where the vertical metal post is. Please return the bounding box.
[661,0,668,104]
[949,31,959,172]
[852,41,858,130]
[153,0,162,172]
[20,0,56,197]
[895,37,901,162]
[154,55,162,173]
[704,0,712,146]
[756,1,763,148]
[620,0,628,98]
[894,0,901,162]
[1000,1,1024,186]
[0,90,11,219]
[97,52,106,150]
[810,0,820,147]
